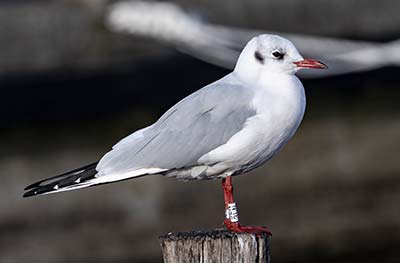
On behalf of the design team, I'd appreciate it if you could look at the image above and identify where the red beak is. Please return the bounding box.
[293,59,328,69]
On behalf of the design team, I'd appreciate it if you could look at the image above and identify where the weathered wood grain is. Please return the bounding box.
[160,230,270,263]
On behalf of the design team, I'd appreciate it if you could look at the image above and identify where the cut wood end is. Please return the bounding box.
[159,229,270,241]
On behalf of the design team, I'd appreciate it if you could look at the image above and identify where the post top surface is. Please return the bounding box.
[159,229,269,241]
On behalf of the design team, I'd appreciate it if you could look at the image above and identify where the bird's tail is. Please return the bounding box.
[23,162,99,198]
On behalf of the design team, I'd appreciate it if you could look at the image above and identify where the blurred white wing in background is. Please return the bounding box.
[106,0,400,78]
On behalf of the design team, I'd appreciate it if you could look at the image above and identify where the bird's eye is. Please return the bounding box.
[272,51,284,60]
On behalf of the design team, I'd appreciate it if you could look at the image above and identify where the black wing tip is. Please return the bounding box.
[23,189,38,198]
[23,183,57,198]
[23,161,99,192]
[23,185,51,198]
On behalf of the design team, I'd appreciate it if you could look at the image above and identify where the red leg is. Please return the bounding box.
[222,176,272,236]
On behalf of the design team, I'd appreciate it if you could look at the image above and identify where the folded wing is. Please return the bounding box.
[96,74,256,177]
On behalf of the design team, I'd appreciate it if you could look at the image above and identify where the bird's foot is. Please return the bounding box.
[224,219,272,237]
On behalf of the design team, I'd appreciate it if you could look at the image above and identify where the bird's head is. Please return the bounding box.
[234,34,327,80]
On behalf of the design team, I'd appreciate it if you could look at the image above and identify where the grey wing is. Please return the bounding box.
[97,74,256,176]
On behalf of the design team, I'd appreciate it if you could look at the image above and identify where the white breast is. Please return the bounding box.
[251,74,306,156]
[198,73,305,174]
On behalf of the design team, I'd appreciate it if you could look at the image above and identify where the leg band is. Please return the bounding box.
[226,202,239,222]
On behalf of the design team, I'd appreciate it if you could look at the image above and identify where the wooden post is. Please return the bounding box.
[159,229,270,263]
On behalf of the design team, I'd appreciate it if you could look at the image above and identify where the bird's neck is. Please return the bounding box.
[233,68,305,116]
[234,66,299,91]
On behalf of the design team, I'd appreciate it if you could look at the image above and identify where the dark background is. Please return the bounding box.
[1,0,399,262]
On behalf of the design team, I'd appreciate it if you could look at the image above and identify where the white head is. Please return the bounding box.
[234,34,327,81]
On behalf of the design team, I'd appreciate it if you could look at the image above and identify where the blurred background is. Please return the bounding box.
[1,0,400,262]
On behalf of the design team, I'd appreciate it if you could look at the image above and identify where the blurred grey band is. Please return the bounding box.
[106,0,400,78]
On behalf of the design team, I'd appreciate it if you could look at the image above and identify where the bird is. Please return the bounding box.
[23,34,327,235]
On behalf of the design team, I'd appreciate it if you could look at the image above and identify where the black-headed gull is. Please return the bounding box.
[24,34,327,235]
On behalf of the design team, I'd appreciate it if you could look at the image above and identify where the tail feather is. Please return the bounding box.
[23,162,99,198]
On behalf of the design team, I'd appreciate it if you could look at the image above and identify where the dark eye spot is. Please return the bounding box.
[254,51,264,64]
[272,51,284,60]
